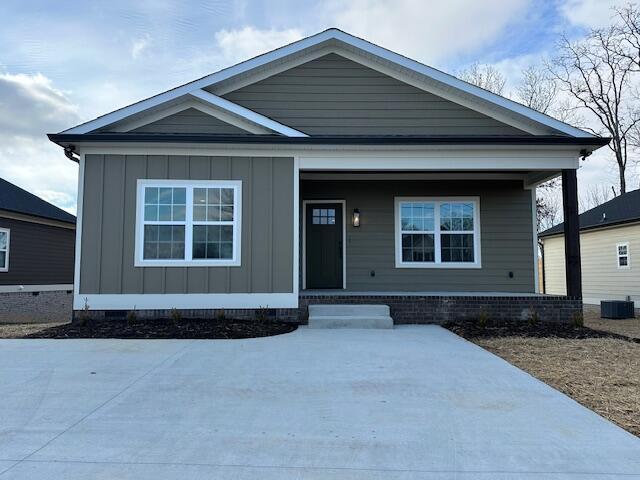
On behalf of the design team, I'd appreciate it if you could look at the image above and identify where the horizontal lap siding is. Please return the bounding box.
[301,180,535,292]
[80,154,294,295]
[220,53,527,136]
[129,108,248,135]
[543,225,640,302]
[0,217,75,285]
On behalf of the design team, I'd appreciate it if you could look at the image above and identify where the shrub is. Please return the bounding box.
[126,306,137,327]
[477,308,489,329]
[215,309,226,321]
[572,310,584,328]
[255,306,270,322]
[528,306,539,326]
[170,308,182,323]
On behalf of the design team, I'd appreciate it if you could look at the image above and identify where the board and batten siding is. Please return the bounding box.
[301,180,535,292]
[219,53,527,136]
[80,154,294,295]
[542,223,640,303]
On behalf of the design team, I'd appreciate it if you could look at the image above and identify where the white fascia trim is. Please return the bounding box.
[76,146,581,171]
[188,90,308,137]
[61,29,592,138]
[0,284,73,293]
[74,293,298,310]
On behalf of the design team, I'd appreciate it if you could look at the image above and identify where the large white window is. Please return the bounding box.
[136,180,241,267]
[395,197,481,268]
[0,228,9,272]
[617,242,630,269]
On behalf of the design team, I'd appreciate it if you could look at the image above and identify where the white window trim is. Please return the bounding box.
[135,179,242,267]
[394,197,481,269]
[617,242,630,269]
[0,227,9,272]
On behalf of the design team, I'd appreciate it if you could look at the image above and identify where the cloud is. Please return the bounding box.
[560,0,628,28]
[0,72,79,213]
[131,34,152,60]
[214,26,304,63]
[324,0,530,64]
[0,73,80,136]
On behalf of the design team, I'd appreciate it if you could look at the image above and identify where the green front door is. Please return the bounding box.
[305,203,343,289]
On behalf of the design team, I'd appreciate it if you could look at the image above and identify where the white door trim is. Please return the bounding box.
[302,199,347,290]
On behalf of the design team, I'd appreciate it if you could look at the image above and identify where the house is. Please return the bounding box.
[539,188,639,305]
[48,29,609,323]
[0,177,76,322]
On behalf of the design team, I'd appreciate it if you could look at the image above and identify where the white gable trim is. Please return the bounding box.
[62,29,593,138]
[189,90,308,137]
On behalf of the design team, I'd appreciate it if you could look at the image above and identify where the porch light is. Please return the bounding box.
[352,208,360,227]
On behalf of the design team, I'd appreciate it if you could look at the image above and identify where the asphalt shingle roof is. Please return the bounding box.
[0,177,76,224]
[539,188,640,238]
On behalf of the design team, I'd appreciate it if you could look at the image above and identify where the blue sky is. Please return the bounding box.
[0,0,629,213]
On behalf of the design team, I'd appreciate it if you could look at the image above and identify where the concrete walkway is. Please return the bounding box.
[0,326,639,479]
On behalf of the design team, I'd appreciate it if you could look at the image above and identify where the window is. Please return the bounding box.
[617,242,630,269]
[312,208,336,225]
[395,197,480,268]
[0,228,9,272]
[136,180,241,267]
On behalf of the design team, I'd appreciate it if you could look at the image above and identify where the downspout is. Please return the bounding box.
[64,145,80,163]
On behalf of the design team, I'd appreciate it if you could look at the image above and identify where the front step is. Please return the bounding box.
[308,304,393,329]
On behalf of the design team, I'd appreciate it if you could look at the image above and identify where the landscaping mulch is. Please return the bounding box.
[445,320,640,343]
[16,318,297,339]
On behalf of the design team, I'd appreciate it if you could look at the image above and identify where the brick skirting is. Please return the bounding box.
[76,293,582,325]
[297,294,583,324]
[1,290,73,324]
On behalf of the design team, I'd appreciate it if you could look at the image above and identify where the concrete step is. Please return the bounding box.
[308,304,393,329]
[308,304,390,317]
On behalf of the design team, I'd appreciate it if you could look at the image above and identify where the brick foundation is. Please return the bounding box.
[1,290,73,324]
[76,293,582,325]
[297,294,582,324]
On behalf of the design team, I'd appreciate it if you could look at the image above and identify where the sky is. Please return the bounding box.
[0,0,634,214]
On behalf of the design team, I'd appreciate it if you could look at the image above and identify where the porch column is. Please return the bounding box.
[561,169,582,298]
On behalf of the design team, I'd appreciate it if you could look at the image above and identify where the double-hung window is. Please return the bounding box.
[136,180,241,267]
[395,197,480,268]
[0,228,9,272]
[617,242,630,268]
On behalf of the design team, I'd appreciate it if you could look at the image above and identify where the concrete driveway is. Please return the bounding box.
[1,326,639,479]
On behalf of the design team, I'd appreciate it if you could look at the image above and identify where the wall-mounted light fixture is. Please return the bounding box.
[352,208,360,227]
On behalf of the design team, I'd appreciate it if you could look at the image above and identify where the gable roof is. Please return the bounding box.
[53,29,599,141]
[539,188,640,238]
[0,178,76,224]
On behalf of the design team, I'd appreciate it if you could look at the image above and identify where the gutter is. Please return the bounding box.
[48,133,612,148]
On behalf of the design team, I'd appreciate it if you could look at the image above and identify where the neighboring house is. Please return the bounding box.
[539,189,640,305]
[48,29,608,323]
[0,178,76,322]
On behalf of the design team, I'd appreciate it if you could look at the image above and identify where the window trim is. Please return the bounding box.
[0,227,9,272]
[135,179,242,267]
[616,242,630,269]
[394,197,481,269]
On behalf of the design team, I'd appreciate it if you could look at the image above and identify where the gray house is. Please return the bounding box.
[49,29,608,323]
[0,178,75,322]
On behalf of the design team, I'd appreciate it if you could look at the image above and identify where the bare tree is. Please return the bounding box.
[516,65,558,114]
[458,63,506,95]
[549,27,640,194]
[536,182,561,234]
[579,184,616,212]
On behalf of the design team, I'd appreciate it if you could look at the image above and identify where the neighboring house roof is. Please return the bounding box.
[49,28,606,147]
[539,188,640,238]
[0,178,76,225]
